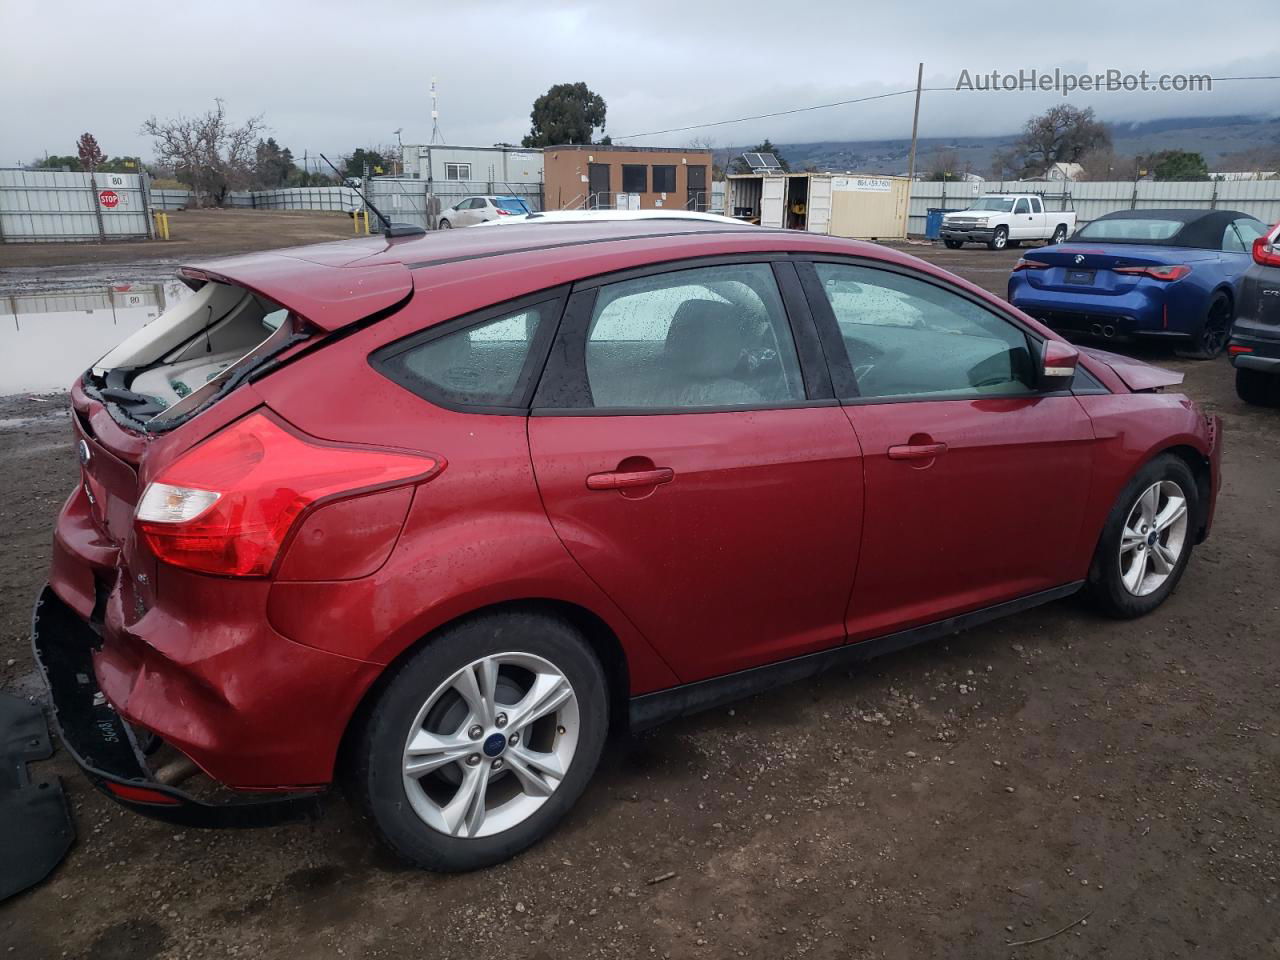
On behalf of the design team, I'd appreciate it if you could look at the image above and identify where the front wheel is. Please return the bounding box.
[987,227,1009,251]
[1085,454,1197,619]
[943,237,962,249]
[439,219,452,229]
[349,612,609,872]
[1176,292,1233,360]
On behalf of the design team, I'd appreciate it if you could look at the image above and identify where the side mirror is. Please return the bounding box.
[1039,339,1079,391]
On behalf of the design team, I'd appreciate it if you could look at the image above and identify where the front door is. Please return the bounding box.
[686,165,707,211]
[588,164,611,208]
[800,259,1096,640]
[529,261,864,682]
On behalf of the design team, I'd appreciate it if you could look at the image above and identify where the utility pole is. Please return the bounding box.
[906,62,924,184]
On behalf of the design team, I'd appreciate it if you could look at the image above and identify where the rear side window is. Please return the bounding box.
[495,197,530,213]
[374,301,557,409]
[582,263,805,409]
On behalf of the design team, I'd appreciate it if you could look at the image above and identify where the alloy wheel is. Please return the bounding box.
[1118,480,1189,596]
[401,652,579,839]
[1199,298,1232,356]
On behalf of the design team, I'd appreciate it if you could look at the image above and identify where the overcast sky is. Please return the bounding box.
[3,0,1277,165]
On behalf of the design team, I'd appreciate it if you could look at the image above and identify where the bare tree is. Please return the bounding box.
[141,99,265,206]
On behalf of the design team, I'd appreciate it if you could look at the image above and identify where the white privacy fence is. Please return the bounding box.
[908,179,1280,236]
[365,178,545,232]
[0,169,153,242]
[226,187,363,213]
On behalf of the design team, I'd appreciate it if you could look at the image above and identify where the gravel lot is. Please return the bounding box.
[1,236,1277,959]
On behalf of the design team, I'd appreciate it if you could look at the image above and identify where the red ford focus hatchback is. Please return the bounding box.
[35,220,1221,871]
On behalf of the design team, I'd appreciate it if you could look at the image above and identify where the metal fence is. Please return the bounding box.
[150,189,192,211]
[907,178,1280,236]
[226,187,362,213]
[0,169,152,243]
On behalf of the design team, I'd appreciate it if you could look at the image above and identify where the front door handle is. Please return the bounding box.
[887,441,947,461]
[586,467,675,491]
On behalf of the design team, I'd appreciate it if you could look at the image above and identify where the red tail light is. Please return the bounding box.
[496,209,511,215]
[1228,344,1254,355]
[1113,264,1191,281]
[136,411,440,577]
[1254,230,1280,267]
[1012,258,1050,272]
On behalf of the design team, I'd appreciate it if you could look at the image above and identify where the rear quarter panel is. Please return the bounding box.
[251,292,680,695]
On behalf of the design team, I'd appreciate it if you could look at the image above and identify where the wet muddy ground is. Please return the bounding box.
[0,237,1277,959]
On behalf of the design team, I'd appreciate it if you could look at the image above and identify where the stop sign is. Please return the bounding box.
[99,190,119,208]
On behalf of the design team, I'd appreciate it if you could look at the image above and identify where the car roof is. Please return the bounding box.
[180,221,970,332]
[1093,208,1254,223]
[1082,208,1258,249]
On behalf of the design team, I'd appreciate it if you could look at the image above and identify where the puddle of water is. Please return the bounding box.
[0,280,191,395]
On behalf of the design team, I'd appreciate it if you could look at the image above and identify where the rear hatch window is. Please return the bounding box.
[87,280,302,429]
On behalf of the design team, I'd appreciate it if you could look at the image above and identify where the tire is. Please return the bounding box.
[439,219,452,229]
[1008,239,1022,248]
[1175,292,1233,360]
[943,238,962,249]
[1235,366,1280,407]
[1048,224,1068,245]
[1085,454,1198,619]
[348,611,609,872]
[987,226,1009,251]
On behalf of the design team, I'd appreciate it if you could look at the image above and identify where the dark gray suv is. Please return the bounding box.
[1230,222,1280,407]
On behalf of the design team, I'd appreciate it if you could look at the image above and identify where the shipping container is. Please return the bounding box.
[725,173,834,232]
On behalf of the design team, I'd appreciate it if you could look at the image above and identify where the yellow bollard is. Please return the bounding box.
[162,212,170,240]
[363,208,370,235]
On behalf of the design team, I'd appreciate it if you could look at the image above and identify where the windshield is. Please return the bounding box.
[1076,218,1184,243]
[970,198,1016,212]
[495,197,531,213]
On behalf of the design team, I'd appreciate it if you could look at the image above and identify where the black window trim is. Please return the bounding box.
[369,285,570,416]
[651,164,677,193]
[620,163,648,194]
[794,255,1109,404]
[531,254,836,417]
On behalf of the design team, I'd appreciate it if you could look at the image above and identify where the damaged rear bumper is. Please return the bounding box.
[32,586,322,828]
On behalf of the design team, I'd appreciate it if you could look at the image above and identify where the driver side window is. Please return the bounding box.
[813,263,1035,400]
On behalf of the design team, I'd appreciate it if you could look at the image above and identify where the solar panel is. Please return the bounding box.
[742,152,781,172]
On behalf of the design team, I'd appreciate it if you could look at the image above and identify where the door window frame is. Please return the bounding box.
[532,255,835,416]
[794,256,1107,404]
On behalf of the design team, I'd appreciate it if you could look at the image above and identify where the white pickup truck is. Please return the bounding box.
[940,194,1076,250]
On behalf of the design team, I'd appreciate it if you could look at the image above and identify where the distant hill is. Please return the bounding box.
[719,115,1280,177]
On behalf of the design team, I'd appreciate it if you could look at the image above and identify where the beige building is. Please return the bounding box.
[542,145,713,212]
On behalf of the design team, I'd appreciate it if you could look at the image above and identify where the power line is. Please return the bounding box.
[611,75,1280,142]
[611,88,918,141]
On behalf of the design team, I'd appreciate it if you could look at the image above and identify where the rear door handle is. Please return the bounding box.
[586,467,675,490]
[887,442,947,461]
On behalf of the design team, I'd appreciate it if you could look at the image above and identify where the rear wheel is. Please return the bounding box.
[1235,366,1280,406]
[943,238,962,249]
[1176,292,1233,360]
[1086,454,1197,618]
[1048,224,1068,244]
[350,612,609,872]
[987,226,1009,251]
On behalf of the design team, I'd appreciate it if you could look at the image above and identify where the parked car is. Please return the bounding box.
[1008,208,1269,359]
[940,194,1077,250]
[1229,221,1280,405]
[35,221,1221,872]
[438,195,531,228]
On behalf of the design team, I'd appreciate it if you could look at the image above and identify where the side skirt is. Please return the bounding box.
[628,582,1083,732]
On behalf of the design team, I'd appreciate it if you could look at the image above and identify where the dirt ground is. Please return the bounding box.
[0,210,357,280]
[1,236,1278,960]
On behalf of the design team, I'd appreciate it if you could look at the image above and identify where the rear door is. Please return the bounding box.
[529,259,864,682]
[799,259,1096,641]
[807,178,832,234]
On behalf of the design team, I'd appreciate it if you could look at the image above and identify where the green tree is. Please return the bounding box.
[99,156,142,173]
[254,137,296,188]
[729,140,790,174]
[1151,150,1210,181]
[991,105,1111,178]
[344,147,392,181]
[30,154,82,171]
[522,82,607,147]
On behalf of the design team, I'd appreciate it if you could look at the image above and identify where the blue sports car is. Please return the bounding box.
[1008,208,1268,358]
